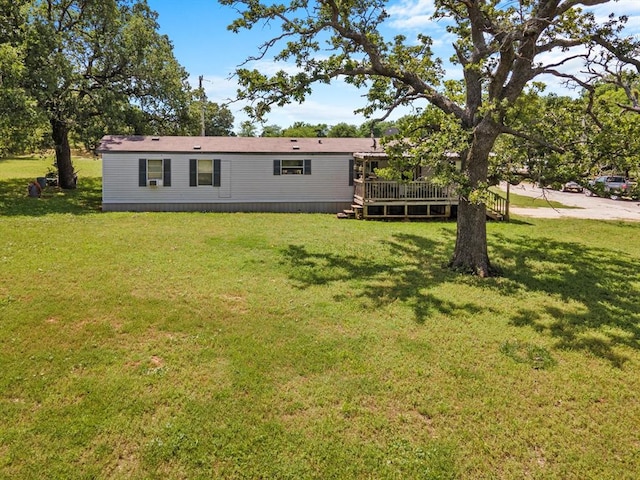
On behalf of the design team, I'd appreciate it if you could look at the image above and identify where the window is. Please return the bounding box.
[273,159,311,175]
[198,160,213,186]
[147,160,163,180]
[139,158,171,187]
[282,159,304,175]
[190,159,221,187]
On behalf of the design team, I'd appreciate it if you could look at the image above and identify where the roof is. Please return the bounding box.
[97,135,383,155]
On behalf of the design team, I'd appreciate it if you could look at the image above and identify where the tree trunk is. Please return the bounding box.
[449,120,500,277]
[51,118,76,189]
[450,198,491,276]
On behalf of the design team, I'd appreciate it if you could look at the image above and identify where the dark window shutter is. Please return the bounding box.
[273,159,281,175]
[349,159,354,186]
[139,158,147,187]
[304,159,311,175]
[163,159,171,186]
[213,159,221,187]
[189,159,197,186]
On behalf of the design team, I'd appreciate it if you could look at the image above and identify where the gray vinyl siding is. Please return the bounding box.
[102,152,354,211]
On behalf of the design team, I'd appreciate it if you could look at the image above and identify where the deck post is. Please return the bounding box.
[505,182,510,221]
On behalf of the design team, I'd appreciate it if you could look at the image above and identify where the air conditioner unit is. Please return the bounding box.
[148,179,163,187]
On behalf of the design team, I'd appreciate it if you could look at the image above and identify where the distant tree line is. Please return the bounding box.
[237,120,399,138]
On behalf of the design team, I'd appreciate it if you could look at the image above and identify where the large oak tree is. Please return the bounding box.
[19,0,190,188]
[220,0,624,276]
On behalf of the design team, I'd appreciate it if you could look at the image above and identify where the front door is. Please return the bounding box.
[219,160,231,198]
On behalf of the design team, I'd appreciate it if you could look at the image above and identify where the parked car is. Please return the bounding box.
[585,175,635,199]
[562,181,583,193]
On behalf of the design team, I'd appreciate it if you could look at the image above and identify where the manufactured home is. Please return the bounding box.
[98,135,370,213]
[98,135,474,219]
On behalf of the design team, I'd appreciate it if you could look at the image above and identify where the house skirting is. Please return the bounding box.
[101,201,352,213]
[358,201,458,219]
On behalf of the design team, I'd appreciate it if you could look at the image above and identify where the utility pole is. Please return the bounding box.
[199,75,206,136]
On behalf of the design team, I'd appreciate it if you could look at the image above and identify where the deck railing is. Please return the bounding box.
[354,178,456,202]
[486,190,509,220]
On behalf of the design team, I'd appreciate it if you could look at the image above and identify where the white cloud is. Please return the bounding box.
[188,74,237,102]
[259,98,366,126]
[196,58,389,130]
[387,0,435,20]
[388,14,435,30]
[386,0,442,31]
[193,72,372,131]
[591,0,640,17]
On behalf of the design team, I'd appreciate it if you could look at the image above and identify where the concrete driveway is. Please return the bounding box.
[499,182,640,221]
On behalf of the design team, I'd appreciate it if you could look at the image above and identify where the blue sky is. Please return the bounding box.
[146,0,640,132]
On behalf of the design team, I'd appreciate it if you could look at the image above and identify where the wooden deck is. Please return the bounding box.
[352,178,458,219]
[344,179,508,220]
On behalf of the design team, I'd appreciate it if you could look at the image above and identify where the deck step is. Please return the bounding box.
[337,208,357,219]
[350,205,363,219]
[486,210,504,221]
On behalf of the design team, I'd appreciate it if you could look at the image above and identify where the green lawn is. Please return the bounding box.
[0,153,102,179]
[1,156,640,479]
[492,186,574,209]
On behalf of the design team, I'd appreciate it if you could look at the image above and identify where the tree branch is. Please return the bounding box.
[501,124,566,154]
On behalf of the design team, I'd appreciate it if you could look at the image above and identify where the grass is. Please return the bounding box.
[0,152,102,179]
[507,191,571,208]
[493,187,575,209]
[1,155,640,479]
[0,155,102,216]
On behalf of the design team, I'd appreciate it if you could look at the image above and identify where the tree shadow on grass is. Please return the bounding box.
[0,177,102,216]
[282,228,640,367]
[281,231,490,325]
[490,232,640,367]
